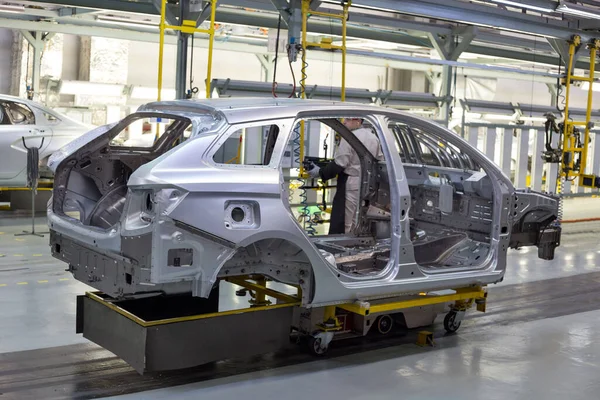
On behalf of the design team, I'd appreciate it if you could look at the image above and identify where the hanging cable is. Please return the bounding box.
[272,15,282,97]
[288,56,297,98]
[556,55,565,113]
[450,36,459,118]
[187,34,199,99]
[292,122,315,235]
[270,16,297,98]
[300,48,308,97]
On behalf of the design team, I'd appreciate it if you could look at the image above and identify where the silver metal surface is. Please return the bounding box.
[48,98,560,307]
[0,94,89,187]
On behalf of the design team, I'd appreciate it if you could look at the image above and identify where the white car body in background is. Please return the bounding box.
[0,94,90,187]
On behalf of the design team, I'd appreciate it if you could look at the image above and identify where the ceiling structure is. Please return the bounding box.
[2,0,600,79]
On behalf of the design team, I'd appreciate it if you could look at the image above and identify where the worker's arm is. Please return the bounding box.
[319,161,344,181]
[319,138,352,181]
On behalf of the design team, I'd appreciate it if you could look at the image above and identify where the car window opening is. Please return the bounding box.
[285,117,393,277]
[287,117,494,276]
[55,113,198,229]
[212,124,280,166]
[390,121,493,272]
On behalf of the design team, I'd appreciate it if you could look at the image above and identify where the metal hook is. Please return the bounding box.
[22,136,45,150]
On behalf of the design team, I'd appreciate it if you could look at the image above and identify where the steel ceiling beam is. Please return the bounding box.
[0,15,563,83]
[28,0,158,14]
[345,0,588,41]
[27,0,578,46]
[25,0,581,65]
[468,43,592,71]
[22,0,595,70]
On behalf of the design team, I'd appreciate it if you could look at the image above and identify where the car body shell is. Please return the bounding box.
[47,98,560,306]
[0,94,90,186]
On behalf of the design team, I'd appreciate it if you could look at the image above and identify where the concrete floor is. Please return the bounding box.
[1,197,600,399]
[105,309,600,400]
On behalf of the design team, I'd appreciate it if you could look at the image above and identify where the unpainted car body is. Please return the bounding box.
[0,94,90,186]
[47,99,561,307]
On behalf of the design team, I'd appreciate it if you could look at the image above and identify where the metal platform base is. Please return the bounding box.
[78,292,295,374]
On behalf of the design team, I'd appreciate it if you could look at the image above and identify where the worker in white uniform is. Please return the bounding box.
[306,118,384,234]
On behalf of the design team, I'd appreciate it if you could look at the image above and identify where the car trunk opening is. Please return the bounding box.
[52,113,192,229]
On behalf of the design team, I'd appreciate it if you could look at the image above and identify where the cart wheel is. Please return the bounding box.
[376,314,394,335]
[443,311,461,333]
[307,335,329,356]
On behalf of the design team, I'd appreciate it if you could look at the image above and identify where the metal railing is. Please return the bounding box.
[463,122,600,195]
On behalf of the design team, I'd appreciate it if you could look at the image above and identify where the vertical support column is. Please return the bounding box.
[157,0,167,101]
[440,65,452,126]
[9,31,23,97]
[484,127,496,161]
[531,129,545,191]
[30,31,42,101]
[175,34,189,99]
[78,36,91,81]
[467,126,479,148]
[21,31,44,100]
[175,0,190,99]
[499,128,512,180]
[341,1,348,101]
[515,128,529,188]
[205,0,217,98]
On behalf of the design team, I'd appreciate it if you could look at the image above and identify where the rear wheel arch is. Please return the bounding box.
[217,237,317,304]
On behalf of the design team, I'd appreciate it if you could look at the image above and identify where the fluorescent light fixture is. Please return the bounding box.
[406,109,436,115]
[130,86,176,100]
[482,113,517,120]
[0,4,24,13]
[466,112,515,121]
[60,80,125,97]
[519,116,548,122]
[96,15,158,27]
[556,1,600,19]
[492,0,555,13]
[345,40,402,50]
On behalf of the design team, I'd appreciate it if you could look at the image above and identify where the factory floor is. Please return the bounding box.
[1,197,600,399]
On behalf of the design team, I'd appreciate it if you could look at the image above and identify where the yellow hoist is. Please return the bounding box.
[298,0,351,177]
[543,35,600,190]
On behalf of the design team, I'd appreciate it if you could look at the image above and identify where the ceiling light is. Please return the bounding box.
[492,0,555,13]
[96,15,158,27]
[556,1,600,19]
[0,4,24,13]
[519,116,548,122]
[131,86,176,100]
[60,80,125,97]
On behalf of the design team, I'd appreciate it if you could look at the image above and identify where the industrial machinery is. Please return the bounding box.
[47,98,561,372]
[543,35,600,189]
